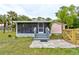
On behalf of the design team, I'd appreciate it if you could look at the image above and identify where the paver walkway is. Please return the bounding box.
[29,39,77,48]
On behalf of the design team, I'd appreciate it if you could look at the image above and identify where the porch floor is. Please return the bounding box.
[29,39,77,48]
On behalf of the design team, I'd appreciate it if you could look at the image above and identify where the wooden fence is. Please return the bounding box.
[63,29,79,44]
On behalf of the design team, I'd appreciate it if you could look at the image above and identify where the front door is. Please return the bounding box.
[38,23,44,33]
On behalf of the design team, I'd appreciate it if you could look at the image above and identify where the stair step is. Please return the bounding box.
[35,37,48,38]
[40,40,48,42]
[35,35,47,36]
[36,34,47,36]
[35,35,47,37]
[34,38,49,40]
[34,33,49,40]
[35,36,48,37]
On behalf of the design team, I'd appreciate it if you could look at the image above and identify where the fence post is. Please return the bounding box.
[62,30,65,40]
[72,29,76,44]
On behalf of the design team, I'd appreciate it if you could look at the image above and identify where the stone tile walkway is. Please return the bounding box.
[29,39,77,48]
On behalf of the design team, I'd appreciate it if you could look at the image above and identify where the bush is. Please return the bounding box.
[50,33,63,39]
[8,34,12,37]
[15,36,18,38]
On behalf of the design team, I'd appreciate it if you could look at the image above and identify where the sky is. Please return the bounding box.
[0,0,79,19]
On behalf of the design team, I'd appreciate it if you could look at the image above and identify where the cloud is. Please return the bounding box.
[0,4,57,19]
[0,3,79,19]
[0,0,79,4]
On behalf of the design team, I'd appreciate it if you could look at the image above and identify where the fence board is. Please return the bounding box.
[63,29,79,44]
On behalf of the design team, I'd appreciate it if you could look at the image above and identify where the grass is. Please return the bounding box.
[50,34,63,39]
[0,32,79,54]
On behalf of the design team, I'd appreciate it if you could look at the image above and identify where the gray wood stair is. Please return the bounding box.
[33,33,49,40]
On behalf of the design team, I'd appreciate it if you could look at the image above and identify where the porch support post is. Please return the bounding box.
[38,22,39,33]
[43,23,44,33]
[16,23,18,35]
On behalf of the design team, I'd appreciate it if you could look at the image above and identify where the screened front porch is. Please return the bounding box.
[17,22,50,34]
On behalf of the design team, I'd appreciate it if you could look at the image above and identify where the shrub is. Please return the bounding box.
[50,33,63,39]
[8,34,12,37]
[15,36,18,38]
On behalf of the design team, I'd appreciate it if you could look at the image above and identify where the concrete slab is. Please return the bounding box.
[29,39,76,48]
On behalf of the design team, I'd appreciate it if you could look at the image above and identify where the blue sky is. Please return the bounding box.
[0,4,79,19]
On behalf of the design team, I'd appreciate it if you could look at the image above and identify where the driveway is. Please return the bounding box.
[29,39,76,48]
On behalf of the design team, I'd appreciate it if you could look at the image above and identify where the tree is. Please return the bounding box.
[46,17,52,21]
[76,6,79,16]
[7,11,17,31]
[56,6,68,23]
[74,6,79,28]
[37,17,46,21]
[56,6,68,30]
[68,5,77,28]
[65,16,73,28]
[1,15,7,33]
[7,11,17,21]
[0,15,3,24]
[37,17,42,20]
[32,18,37,21]
[56,5,77,29]
[17,15,31,21]
[0,15,8,33]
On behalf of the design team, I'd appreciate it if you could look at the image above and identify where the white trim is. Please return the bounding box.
[38,23,39,33]
[13,21,52,23]
[16,23,18,35]
[16,33,34,37]
[43,23,44,33]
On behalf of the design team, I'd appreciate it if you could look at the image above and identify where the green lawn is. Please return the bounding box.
[0,32,79,55]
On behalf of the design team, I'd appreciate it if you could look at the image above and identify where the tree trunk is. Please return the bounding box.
[3,23,6,33]
[67,26,69,29]
[11,20,13,32]
[62,20,64,35]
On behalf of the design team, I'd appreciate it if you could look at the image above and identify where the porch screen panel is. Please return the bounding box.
[18,23,37,33]
[44,23,50,33]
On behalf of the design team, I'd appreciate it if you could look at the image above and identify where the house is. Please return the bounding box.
[0,24,4,30]
[14,20,63,41]
[14,20,52,41]
[0,23,8,30]
[51,22,62,34]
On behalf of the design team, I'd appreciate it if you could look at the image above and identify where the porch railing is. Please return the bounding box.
[34,27,50,38]
[34,27,36,37]
[45,27,50,37]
